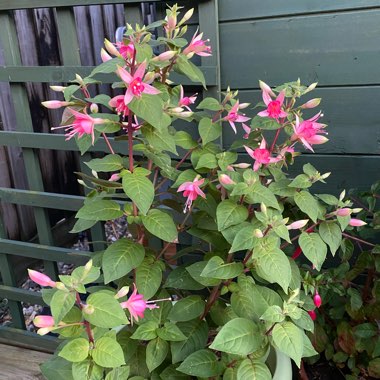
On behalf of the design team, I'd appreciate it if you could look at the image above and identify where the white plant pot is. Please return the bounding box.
[267,347,293,380]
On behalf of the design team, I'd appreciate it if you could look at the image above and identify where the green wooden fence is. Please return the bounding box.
[0,0,219,351]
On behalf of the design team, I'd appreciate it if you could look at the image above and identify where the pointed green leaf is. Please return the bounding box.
[201,256,244,280]
[175,131,198,149]
[177,349,222,377]
[92,337,125,368]
[294,191,319,222]
[157,322,187,341]
[85,154,123,172]
[174,55,206,88]
[199,117,222,145]
[246,183,280,210]
[51,290,75,324]
[136,260,163,300]
[59,338,89,363]
[319,222,341,256]
[229,224,260,253]
[41,357,74,380]
[197,97,222,111]
[142,209,178,242]
[72,360,103,380]
[105,366,130,380]
[168,296,205,322]
[299,232,327,270]
[76,200,123,221]
[146,337,169,372]
[142,124,177,155]
[216,200,248,231]
[186,261,221,287]
[236,359,271,380]
[102,238,145,283]
[131,321,159,340]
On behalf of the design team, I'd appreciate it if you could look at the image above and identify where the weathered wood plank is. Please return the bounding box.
[220,10,380,88]
[223,86,380,155]
[219,0,380,22]
[0,342,51,378]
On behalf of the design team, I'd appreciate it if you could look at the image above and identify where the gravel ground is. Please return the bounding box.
[0,217,127,331]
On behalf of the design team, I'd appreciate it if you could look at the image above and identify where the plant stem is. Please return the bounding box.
[75,292,94,344]
[200,284,221,320]
[341,232,375,247]
[102,132,115,154]
[269,128,281,154]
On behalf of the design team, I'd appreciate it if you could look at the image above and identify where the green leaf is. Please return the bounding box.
[174,55,206,88]
[131,321,159,340]
[197,97,222,111]
[105,366,130,380]
[247,183,280,210]
[164,266,204,290]
[160,365,192,379]
[319,222,341,256]
[92,337,125,368]
[294,191,319,222]
[195,152,218,170]
[171,320,209,363]
[186,261,221,287]
[157,322,187,341]
[71,265,100,285]
[85,292,129,328]
[254,246,291,293]
[201,256,244,280]
[260,305,285,323]
[142,124,177,155]
[272,322,303,367]
[353,323,377,339]
[174,131,198,149]
[85,94,112,109]
[251,115,281,130]
[85,154,123,172]
[135,43,153,62]
[236,359,271,380]
[72,360,103,380]
[70,218,97,233]
[199,117,222,145]
[102,238,145,283]
[142,209,178,242]
[59,338,89,362]
[41,356,74,380]
[229,224,261,253]
[299,232,327,270]
[216,200,248,231]
[51,290,75,324]
[146,337,169,372]
[292,310,314,333]
[136,260,162,300]
[210,318,263,356]
[90,57,125,76]
[172,169,198,188]
[129,94,170,130]
[122,172,154,215]
[177,349,222,377]
[316,194,339,206]
[64,85,80,101]
[168,296,205,322]
[289,174,312,189]
[302,332,318,358]
[76,200,123,221]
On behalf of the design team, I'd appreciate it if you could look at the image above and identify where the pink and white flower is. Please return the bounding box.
[177,177,206,212]
[116,41,135,60]
[33,315,55,328]
[223,101,251,134]
[41,100,72,109]
[117,61,161,105]
[313,292,322,308]
[120,285,158,324]
[183,28,212,58]
[349,218,367,227]
[51,108,104,144]
[244,139,281,171]
[258,86,288,119]
[178,85,197,111]
[28,269,57,288]
[109,95,130,118]
[291,113,328,152]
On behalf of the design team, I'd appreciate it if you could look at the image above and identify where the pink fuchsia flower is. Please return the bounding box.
[28,269,56,288]
[42,100,72,109]
[242,123,251,139]
[33,315,55,328]
[258,88,288,119]
[291,113,328,152]
[349,218,367,227]
[178,85,197,111]
[117,61,161,105]
[244,139,281,171]
[183,28,212,58]
[116,41,135,60]
[120,285,158,324]
[109,95,130,118]
[177,177,206,212]
[308,310,317,321]
[51,108,104,144]
[313,292,322,308]
[223,101,251,134]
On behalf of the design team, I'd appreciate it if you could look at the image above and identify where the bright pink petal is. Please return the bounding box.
[124,88,134,105]
[276,90,285,105]
[258,110,269,117]
[244,145,255,159]
[262,90,272,106]
[117,66,132,84]
[253,161,261,171]
[279,110,288,118]
[143,83,161,95]
[236,115,250,123]
[229,121,237,133]
[301,138,314,152]
[134,61,147,80]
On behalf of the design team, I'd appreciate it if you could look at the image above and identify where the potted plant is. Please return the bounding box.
[32,5,366,379]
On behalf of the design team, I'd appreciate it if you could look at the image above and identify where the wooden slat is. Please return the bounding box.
[0,65,218,86]
[0,285,44,305]
[219,0,380,22]
[0,238,89,263]
[223,86,380,155]
[0,188,84,210]
[219,10,380,88]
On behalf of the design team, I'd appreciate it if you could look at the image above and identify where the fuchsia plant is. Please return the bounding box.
[35,4,372,379]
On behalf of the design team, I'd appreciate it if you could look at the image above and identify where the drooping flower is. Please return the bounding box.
[291,113,328,152]
[223,101,251,134]
[258,87,288,119]
[244,139,281,171]
[242,123,251,139]
[51,108,104,144]
[116,41,135,60]
[28,269,56,288]
[308,310,317,321]
[313,292,322,308]
[117,61,161,105]
[33,315,55,328]
[120,285,158,324]
[178,85,197,111]
[109,95,130,118]
[349,218,367,227]
[177,177,206,212]
[183,28,212,58]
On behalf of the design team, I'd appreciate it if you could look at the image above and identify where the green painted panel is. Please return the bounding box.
[220,10,380,88]
[0,285,44,305]
[219,0,380,21]
[0,239,89,264]
[223,87,380,155]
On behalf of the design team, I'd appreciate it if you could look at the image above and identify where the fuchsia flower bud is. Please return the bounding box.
[349,218,367,227]
[100,48,112,62]
[33,315,55,328]
[28,269,56,288]
[90,103,99,113]
[219,174,235,186]
[335,208,352,217]
[233,163,251,169]
[287,219,309,230]
[301,98,321,109]
[109,173,121,182]
[115,286,130,299]
[154,50,177,61]
[313,292,322,308]
[50,85,66,92]
[308,310,317,321]
[41,100,71,109]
